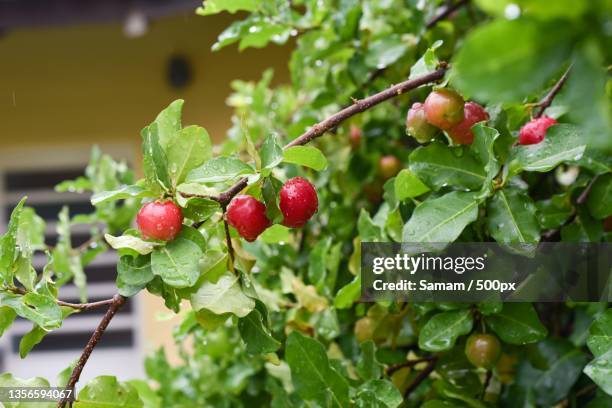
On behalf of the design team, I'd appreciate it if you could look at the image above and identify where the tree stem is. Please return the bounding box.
[57,294,126,408]
[534,65,572,118]
[184,66,448,206]
[7,287,114,311]
[426,0,470,29]
[403,356,438,399]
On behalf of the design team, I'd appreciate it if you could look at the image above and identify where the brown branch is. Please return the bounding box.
[541,174,599,241]
[403,356,438,399]
[223,216,236,272]
[386,356,436,376]
[58,294,126,408]
[426,0,469,29]
[534,65,572,118]
[482,370,493,399]
[185,66,448,207]
[7,287,114,311]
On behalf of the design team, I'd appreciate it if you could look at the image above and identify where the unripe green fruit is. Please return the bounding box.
[378,155,402,180]
[465,333,502,369]
[406,102,437,143]
[424,88,465,130]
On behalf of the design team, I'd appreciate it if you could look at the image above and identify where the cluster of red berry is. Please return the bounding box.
[406,88,557,145]
[227,177,318,242]
[136,177,318,244]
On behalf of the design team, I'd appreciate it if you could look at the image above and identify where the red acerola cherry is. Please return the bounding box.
[406,102,438,143]
[226,195,271,242]
[424,88,465,130]
[279,177,318,228]
[378,155,402,180]
[349,125,362,150]
[137,200,183,241]
[448,102,490,145]
[518,116,557,145]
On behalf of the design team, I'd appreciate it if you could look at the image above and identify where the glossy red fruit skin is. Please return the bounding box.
[379,155,402,180]
[448,102,490,144]
[406,102,438,143]
[518,116,557,145]
[279,177,318,228]
[226,195,271,242]
[465,333,502,369]
[137,200,183,241]
[424,89,465,130]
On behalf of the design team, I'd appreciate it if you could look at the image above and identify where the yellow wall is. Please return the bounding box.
[0,12,291,362]
[0,12,291,147]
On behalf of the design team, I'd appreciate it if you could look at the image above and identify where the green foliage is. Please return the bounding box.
[1,0,610,406]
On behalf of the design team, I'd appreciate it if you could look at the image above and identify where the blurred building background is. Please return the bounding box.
[0,0,290,384]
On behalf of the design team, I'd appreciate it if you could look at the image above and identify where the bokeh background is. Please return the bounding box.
[0,0,290,384]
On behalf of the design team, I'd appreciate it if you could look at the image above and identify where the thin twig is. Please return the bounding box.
[7,287,114,311]
[482,370,493,399]
[183,66,448,206]
[542,175,599,241]
[534,65,572,118]
[403,356,438,399]
[223,216,235,272]
[386,356,436,376]
[57,294,126,408]
[426,0,470,29]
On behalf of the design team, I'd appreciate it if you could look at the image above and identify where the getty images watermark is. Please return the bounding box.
[361,243,611,302]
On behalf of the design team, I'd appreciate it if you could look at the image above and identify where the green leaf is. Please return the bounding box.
[418,309,474,352]
[283,146,328,171]
[358,210,386,242]
[176,196,220,223]
[117,255,154,297]
[196,0,260,15]
[91,185,154,206]
[487,188,540,244]
[356,341,383,381]
[186,156,255,183]
[470,124,501,197]
[409,41,441,79]
[104,234,161,256]
[0,293,62,330]
[587,309,612,357]
[584,348,612,396]
[0,197,27,284]
[409,144,486,191]
[166,125,212,187]
[151,238,202,288]
[587,174,612,219]
[355,379,403,408]
[141,124,171,192]
[17,207,46,254]
[152,99,183,151]
[528,339,589,405]
[486,303,547,344]
[190,272,255,318]
[19,323,52,358]
[285,331,350,407]
[509,124,586,175]
[75,375,144,407]
[452,19,572,103]
[259,224,290,244]
[125,379,161,408]
[334,275,361,309]
[394,169,429,200]
[238,308,281,355]
[403,192,479,243]
[365,36,409,69]
[0,306,17,337]
[261,133,284,170]
[0,372,54,408]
